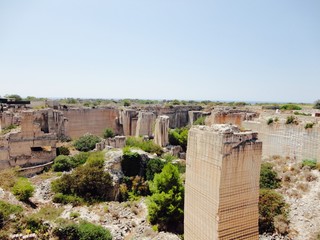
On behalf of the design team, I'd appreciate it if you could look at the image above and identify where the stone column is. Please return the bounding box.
[184,124,262,240]
[135,111,156,137]
[154,115,169,147]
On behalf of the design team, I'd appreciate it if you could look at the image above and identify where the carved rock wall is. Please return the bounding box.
[185,125,261,240]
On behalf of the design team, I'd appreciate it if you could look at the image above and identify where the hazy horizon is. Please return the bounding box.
[1,1,319,102]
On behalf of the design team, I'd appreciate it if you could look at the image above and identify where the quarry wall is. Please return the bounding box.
[185,125,261,240]
[243,121,320,161]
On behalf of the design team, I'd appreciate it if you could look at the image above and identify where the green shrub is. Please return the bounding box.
[259,189,288,233]
[12,178,35,201]
[103,128,115,139]
[51,157,112,202]
[121,150,142,177]
[57,146,70,156]
[123,99,131,106]
[54,223,79,240]
[267,118,273,125]
[53,193,84,206]
[147,163,184,233]
[302,159,317,169]
[125,137,163,155]
[74,134,101,152]
[313,100,320,109]
[70,152,90,167]
[193,116,206,125]
[286,116,297,125]
[146,158,166,181]
[78,221,112,240]
[162,153,177,162]
[260,163,281,189]
[0,124,18,135]
[305,123,315,129]
[86,151,105,168]
[25,216,49,233]
[70,212,80,219]
[280,104,302,110]
[53,155,73,172]
[0,200,23,228]
[169,127,189,150]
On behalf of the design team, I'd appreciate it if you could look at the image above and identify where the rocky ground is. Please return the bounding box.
[263,157,320,240]
[0,170,180,240]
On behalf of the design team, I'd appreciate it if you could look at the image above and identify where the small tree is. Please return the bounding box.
[259,189,288,233]
[146,158,166,181]
[74,134,101,152]
[53,155,73,172]
[313,100,320,109]
[12,178,35,202]
[103,128,115,139]
[260,163,281,189]
[147,163,184,233]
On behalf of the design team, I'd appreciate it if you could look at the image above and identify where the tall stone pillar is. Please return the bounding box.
[154,115,170,147]
[184,124,262,240]
[135,111,156,137]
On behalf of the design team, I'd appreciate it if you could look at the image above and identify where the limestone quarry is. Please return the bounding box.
[0,98,320,240]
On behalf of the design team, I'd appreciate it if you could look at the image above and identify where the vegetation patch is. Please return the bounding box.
[125,137,163,155]
[260,163,281,189]
[74,134,101,152]
[169,127,189,150]
[12,177,35,202]
[147,163,184,233]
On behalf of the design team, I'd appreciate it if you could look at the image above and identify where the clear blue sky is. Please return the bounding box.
[0,0,319,103]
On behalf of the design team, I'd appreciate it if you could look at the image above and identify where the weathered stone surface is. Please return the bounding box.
[154,115,169,147]
[63,108,121,138]
[96,136,126,151]
[185,124,262,240]
[135,112,156,137]
[0,111,57,170]
[205,109,258,126]
[243,120,320,161]
[119,109,138,136]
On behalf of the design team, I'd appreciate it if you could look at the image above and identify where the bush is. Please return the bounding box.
[146,158,166,181]
[0,200,23,228]
[302,159,317,170]
[305,123,315,129]
[121,150,143,177]
[286,116,297,125]
[74,134,101,152]
[12,178,35,201]
[259,189,288,234]
[169,127,189,150]
[57,146,70,156]
[25,216,49,233]
[280,104,302,111]
[313,100,320,109]
[125,137,163,155]
[260,163,281,189]
[0,168,19,190]
[54,223,79,240]
[103,128,115,139]
[53,193,84,206]
[193,116,206,125]
[53,155,73,172]
[147,163,184,233]
[70,152,90,167]
[51,154,112,202]
[267,118,273,125]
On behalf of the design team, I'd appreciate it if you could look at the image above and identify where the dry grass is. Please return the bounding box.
[0,167,19,190]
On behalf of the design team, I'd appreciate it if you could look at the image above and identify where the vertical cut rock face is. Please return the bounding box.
[154,115,170,147]
[184,124,262,240]
[135,112,156,137]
